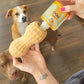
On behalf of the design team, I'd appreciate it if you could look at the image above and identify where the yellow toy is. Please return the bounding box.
[9,21,47,58]
[9,0,69,58]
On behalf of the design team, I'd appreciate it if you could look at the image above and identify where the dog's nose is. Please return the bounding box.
[22,16,27,22]
[11,70,18,76]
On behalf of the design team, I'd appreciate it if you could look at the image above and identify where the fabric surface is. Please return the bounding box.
[65,70,84,84]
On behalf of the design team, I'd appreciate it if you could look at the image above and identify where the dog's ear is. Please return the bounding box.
[5,9,13,19]
[22,5,31,11]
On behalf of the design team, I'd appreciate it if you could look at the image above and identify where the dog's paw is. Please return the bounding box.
[21,77,28,83]
[51,47,55,51]
[21,73,29,83]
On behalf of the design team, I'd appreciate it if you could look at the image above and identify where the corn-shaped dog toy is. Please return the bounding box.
[9,21,47,58]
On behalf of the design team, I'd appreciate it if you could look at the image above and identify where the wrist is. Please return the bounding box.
[32,66,48,80]
[32,67,59,84]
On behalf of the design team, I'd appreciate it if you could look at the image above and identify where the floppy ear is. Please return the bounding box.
[22,5,31,11]
[5,9,13,19]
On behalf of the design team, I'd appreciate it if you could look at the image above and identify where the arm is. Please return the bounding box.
[13,44,59,84]
[32,67,59,84]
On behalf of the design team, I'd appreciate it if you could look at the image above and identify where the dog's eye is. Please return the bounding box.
[23,11,26,13]
[1,65,4,68]
[15,13,19,16]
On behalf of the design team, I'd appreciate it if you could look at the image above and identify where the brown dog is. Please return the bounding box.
[0,43,54,83]
[0,50,28,83]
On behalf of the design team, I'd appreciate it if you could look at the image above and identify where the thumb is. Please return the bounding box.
[13,57,22,67]
[61,5,77,12]
[13,57,25,71]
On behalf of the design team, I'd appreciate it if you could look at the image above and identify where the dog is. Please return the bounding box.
[0,4,58,83]
[0,50,28,83]
[5,5,58,51]
[4,5,30,82]
[5,5,31,40]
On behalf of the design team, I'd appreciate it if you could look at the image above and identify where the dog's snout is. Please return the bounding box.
[22,16,27,22]
[11,70,18,76]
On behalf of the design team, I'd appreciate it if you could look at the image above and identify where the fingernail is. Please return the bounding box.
[61,7,65,11]
[67,17,70,20]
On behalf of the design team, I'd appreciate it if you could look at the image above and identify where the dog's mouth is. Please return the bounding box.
[19,20,28,24]
[10,74,21,80]
[22,20,27,23]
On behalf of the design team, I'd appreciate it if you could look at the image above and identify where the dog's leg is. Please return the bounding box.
[21,72,29,83]
[12,32,21,40]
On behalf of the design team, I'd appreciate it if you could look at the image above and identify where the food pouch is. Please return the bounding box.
[41,0,69,31]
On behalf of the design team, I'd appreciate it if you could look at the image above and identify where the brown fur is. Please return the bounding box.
[11,24,22,40]
[0,50,28,83]
[5,5,31,40]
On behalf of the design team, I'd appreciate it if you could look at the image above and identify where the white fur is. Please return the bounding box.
[18,22,28,35]
[17,6,28,35]
[17,6,28,23]
[51,47,55,51]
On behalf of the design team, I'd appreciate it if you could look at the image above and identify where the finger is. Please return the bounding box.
[60,0,75,5]
[67,12,76,20]
[13,57,24,71]
[35,44,40,51]
[61,0,75,3]
[61,5,76,12]
[60,0,70,5]
[71,0,76,3]
[30,44,35,50]
[61,0,70,1]
[13,57,21,67]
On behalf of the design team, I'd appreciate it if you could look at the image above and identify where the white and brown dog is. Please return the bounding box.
[5,5,31,40]
[5,5,58,52]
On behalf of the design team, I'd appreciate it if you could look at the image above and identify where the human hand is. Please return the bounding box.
[13,44,47,75]
[13,44,59,84]
[60,0,84,20]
